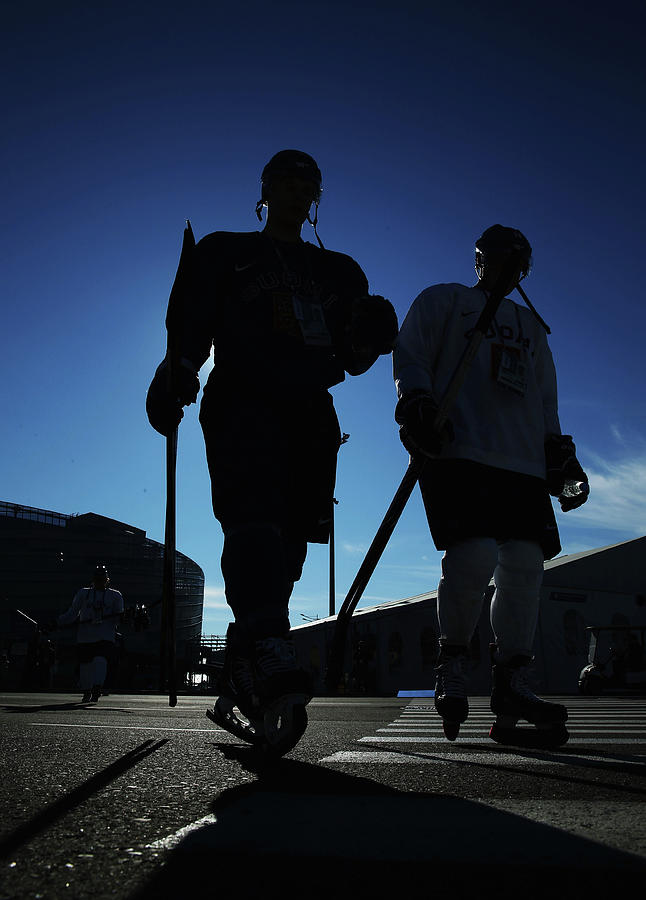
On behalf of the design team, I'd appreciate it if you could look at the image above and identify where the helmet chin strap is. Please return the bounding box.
[307,201,325,250]
[255,198,324,250]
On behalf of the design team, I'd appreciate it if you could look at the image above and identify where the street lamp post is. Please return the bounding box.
[329,433,350,618]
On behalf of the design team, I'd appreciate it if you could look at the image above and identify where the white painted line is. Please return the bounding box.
[8,703,209,712]
[360,735,646,744]
[398,711,646,719]
[146,814,217,851]
[31,723,218,733]
[84,705,209,712]
[380,727,646,734]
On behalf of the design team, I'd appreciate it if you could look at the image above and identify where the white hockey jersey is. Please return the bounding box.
[393,283,561,479]
[58,586,124,643]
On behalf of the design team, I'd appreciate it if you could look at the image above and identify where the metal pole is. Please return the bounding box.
[329,498,338,617]
[329,434,350,618]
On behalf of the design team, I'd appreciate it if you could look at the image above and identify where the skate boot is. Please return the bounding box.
[489,651,569,749]
[434,644,469,741]
[252,635,313,757]
[206,624,265,746]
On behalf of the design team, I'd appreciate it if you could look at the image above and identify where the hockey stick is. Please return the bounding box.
[160,428,178,705]
[159,220,195,708]
[325,252,524,693]
[16,609,40,629]
[17,606,124,632]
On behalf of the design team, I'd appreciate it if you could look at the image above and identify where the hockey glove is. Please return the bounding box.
[395,391,454,458]
[146,358,200,437]
[544,434,589,511]
[350,295,398,355]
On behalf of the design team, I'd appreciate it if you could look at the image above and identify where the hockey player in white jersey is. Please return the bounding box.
[393,225,589,748]
[57,565,124,703]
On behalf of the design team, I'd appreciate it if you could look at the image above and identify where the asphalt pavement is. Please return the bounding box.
[1,691,645,899]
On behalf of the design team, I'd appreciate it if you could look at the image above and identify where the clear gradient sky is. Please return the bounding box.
[3,0,645,634]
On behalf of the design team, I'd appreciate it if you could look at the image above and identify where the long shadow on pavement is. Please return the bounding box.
[133,741,646,900]
[0,739,169,859]
[380,744,646,796]
[2,702,93,712]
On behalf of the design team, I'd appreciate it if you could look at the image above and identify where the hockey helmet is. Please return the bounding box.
[93,564,109,585]
[255,149,325,248]
[256,149,322,219]
[475,225,532,281]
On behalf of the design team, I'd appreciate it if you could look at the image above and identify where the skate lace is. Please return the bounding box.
[436,656,467,698]
[231,655,256,696]
[254,637,297,678]
[509,666,540,702]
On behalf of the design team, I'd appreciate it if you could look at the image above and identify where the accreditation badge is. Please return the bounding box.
[292,294,332,347]
[491,344,528,396]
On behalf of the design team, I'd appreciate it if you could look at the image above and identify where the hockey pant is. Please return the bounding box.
[201,388,341,639]
[437,537,544,660]
[77,641,114,690]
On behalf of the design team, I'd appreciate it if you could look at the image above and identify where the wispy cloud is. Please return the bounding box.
[203,584,228,610]
[343,542,368,554]
[610,423,626,447]
[566,451,646,535]
[380,561,442,579]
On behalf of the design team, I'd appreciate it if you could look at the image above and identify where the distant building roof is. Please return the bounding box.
[295,535,646,630]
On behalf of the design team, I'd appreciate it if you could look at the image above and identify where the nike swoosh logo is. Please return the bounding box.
[461,310,478,316]
[234,261,256,272]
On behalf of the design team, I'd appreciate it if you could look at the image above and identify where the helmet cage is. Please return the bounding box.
[93,565,109,586]
[475,226,532,282]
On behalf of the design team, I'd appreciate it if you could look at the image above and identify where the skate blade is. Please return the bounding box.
[489,721,569,749]
[442,720,461,741]
[206,697,264,746]
[260,694,308,757]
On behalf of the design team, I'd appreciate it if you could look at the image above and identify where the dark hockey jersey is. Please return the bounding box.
[176,231,370,397]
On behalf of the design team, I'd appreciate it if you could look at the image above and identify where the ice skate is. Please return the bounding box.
[434,644,469,741]
[207,627,312,756]
[206,624,265,747]
[489,652,569,749]
[252,635,312,756]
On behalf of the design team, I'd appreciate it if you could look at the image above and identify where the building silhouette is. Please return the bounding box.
[0,500,203,691]
[292,536,646,695]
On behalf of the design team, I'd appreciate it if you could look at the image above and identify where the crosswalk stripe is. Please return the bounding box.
[321,750,646,765]
[359,735,646,744]
[377,728,646,734]
[349,698,646,751]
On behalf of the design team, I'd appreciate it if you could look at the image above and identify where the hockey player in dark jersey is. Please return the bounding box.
[393,225,589,748]
[147,150,397,754]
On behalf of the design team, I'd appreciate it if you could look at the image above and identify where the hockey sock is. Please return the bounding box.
[437,537,498,645]
[490,539,543,659]
[92,655,107,687]
[221,522,294,636]
[79,662,93,691]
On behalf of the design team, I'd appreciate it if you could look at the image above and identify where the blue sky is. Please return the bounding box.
[2,0,645,634]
